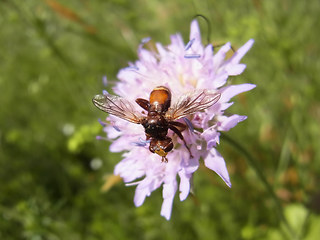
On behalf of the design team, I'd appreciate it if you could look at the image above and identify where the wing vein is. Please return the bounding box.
[92,94,143,124]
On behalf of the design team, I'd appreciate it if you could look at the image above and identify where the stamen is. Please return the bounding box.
[102,75,108,86]
[131,137,150,147]
[125,180,143,186]
[124,66,139,71]
[184,54,201,59]
[131,142,146,147]
[183,117,194,132]
[96,136,108,141]
[139,137,151,144]
[98,118,107,126]
[185,38,195,51]
[141,37,151,44]
[108,120,121,132]
[112,125,121,132]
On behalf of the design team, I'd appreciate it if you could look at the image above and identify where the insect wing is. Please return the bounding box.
[166,90,221,120]
[92,94,142,124]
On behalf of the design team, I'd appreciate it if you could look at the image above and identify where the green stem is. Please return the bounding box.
[220,133,298,240]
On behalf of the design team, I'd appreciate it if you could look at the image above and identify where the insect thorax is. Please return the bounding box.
[143,114,168,138]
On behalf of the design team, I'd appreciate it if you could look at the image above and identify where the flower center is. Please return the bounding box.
[178,73,197,87]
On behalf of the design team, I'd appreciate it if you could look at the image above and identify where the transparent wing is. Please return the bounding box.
[92,94,143,124]
[166,90,221,120]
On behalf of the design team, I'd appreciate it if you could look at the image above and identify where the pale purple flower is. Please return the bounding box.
[100,20,255,220]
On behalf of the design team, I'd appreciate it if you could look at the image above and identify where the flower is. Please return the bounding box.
[99,20,255,220]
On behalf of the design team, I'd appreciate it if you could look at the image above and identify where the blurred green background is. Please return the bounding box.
[1,0,320,239]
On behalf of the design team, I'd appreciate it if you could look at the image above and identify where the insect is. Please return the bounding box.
[92,86,220,162]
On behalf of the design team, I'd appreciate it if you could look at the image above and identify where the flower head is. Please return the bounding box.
[98,20,255,220]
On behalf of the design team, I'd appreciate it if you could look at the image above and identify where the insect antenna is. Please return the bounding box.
[192,14,236,53]
[192,14,211,46]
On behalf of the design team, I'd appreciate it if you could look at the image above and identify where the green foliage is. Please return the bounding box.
[1,0,319,239]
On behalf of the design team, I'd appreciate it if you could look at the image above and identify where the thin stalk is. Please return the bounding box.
[220,133,298,240]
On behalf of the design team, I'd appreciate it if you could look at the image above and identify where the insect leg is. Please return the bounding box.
[169,121,186,132]
[169,125,193,158]
[148,138,156,153]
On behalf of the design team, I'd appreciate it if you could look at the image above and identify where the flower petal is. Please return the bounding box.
[178,169,192,201]
[213,42,231,69]
[134,175,162,207]
[212,71,229,89]
[109,139,129,152]
[225,63,247,76]
[220,83,256,103]
[114,149,147,182]
[180,150,199,175]
[229,39,254,64]
[202,127,220,150]
[188,20,203,54]
[138,48,157,65]
[160,180,177,220]
[217,114,247,131]
[189,20,201,43]
[204,148,231,187]
[104,126,122,139]
[134,185,149,207]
